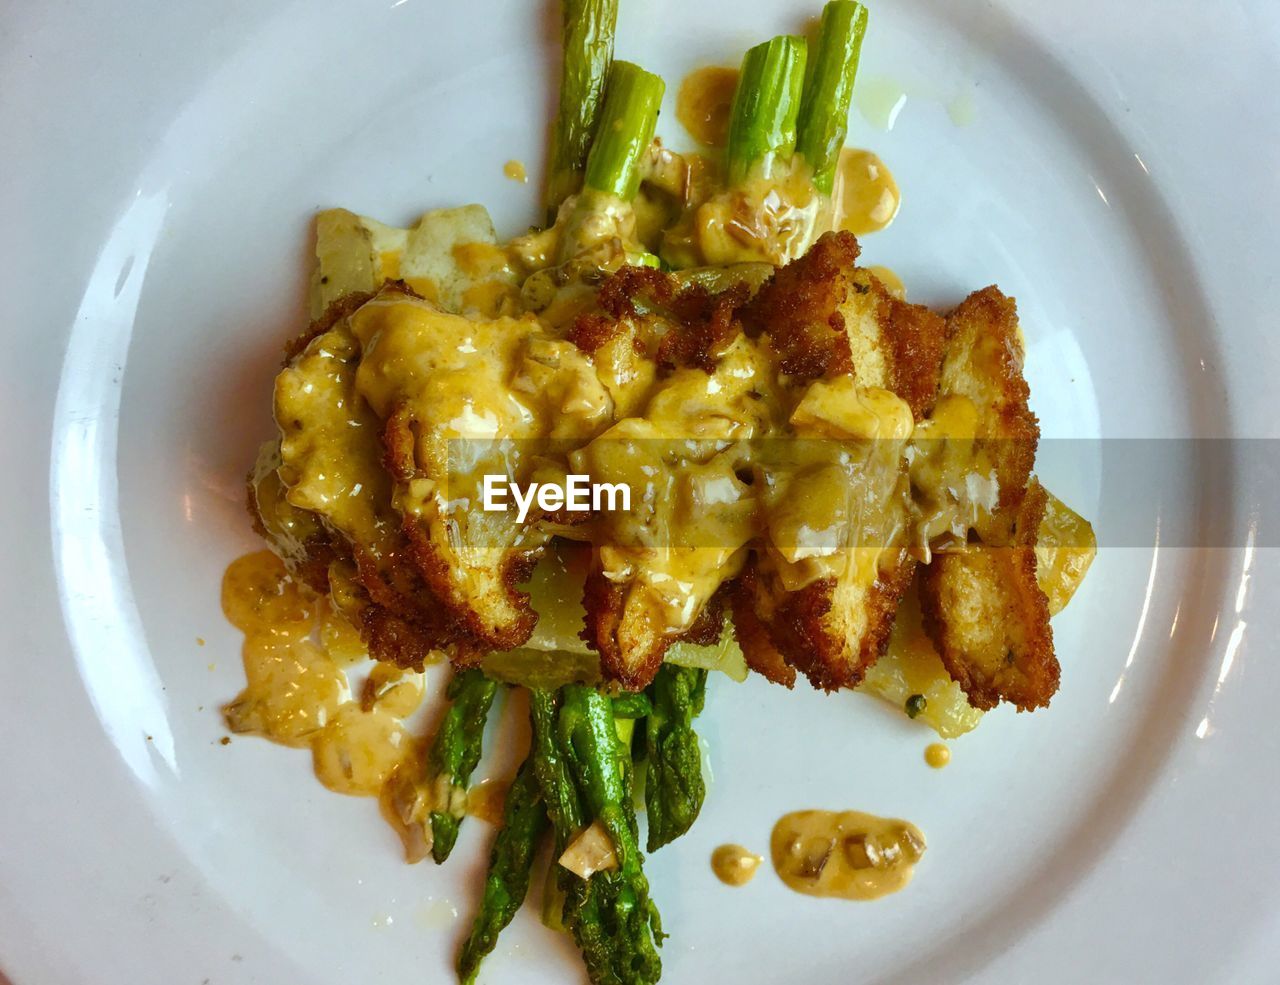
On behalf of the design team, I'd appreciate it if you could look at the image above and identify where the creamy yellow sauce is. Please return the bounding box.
[693,158,830,266]
[275,268,1004,650]
[771,810,926,901]
[924,742,951,769]
[711,844,763,886]
[833,148,900,235]
[503,159,528,183]
[467,779,510,825]
[866,265,905,299]
[221,550,424,797]
[677,66,739,148]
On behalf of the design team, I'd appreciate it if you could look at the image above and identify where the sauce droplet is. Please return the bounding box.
[771,809,926,901]
[866,265,905,300]
[833,148,900,235]
[711,844,763,886]
[503,159,528,183]
[855,76,910,132]
[925,742,951,769]
[220,551,424,804]
[467,779,511,825]
[677,66,739,148]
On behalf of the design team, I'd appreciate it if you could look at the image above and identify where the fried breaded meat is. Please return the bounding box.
[252,229,1066,709]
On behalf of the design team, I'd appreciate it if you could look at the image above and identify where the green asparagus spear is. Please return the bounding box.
[547,0,620,217]
[611,691,653,720]
[530,688,585,852]
[427,669,500,864]
[725,35,808,185]
[643,665,708,851]
[531,687,664,984]
[558,685,664,985]
[582,61,667,202]
[796,0,869,194]
[457,755,549,985]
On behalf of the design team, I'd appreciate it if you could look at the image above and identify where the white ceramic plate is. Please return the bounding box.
[4,1,1279,982]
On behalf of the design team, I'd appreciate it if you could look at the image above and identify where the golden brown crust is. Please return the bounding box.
[360,606,439,671]
[570,264,752,374]
[381,403,417,482]
[568,266,673,355]
[596,264,675,318]
[349,545,481,669]
[727,235,939,692]
[374,359,542,654]
[681,587,727,647]
[882,292,948,421]
[580,569,668,691]
[567,311,628,355]
[730,567,797,688]
[284,281,423,364]
[740,230,859,379]
[580,574,728,690]
[272,284,524,671]
[283,290,376,363]
[731,550,915,692]
[656,283,750,372]
[259,259,1063,708]
[944,286,1039,511]
[402,515,541,651]
[780,554,915,691]
[918,482,1058,711]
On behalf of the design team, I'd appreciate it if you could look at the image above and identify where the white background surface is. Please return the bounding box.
[2,0,1278,982]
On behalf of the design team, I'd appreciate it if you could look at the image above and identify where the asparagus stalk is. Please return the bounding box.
[557,685,664,985]
[612,691,654,720]
[547,0,620,217]
[427,669,500,864]
[583,61,667,202]
[530,688,585,854]
[555,61,666,267]
[531,687,663,985]
[725,35,809,185]
[643,665,708,852]
[456,755,549,985]
[796,0,869,194]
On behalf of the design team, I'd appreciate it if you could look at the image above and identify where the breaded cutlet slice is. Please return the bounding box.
[733,231,949,691]
[918,480,1058,710]
[916,287,1057,710]
[349,286,617,653]
[737,545,919,691]
[933,285,1039,519]
[273,286,487,669]
[740,231,948,418]
[567,266,779,689]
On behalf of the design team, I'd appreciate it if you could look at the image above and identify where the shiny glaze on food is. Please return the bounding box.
[771,809,925,901]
